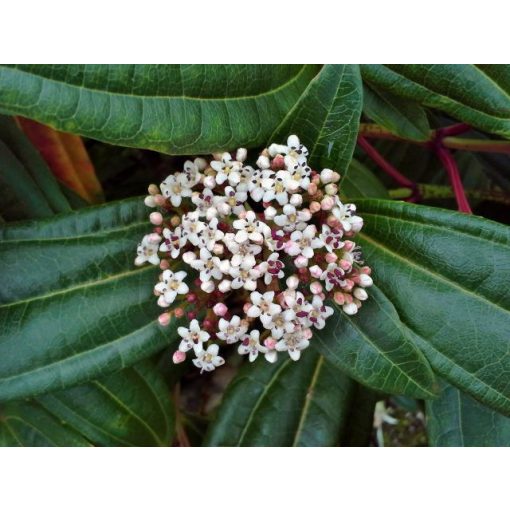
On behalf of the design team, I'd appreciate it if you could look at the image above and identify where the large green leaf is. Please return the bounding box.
[272,64,363,174]
[0,197,181,401]
[356,199,510,415]
[0,64,319,154]
[361,64,510,138]
[0,362,174,446]
[426,379,510,447]
[314,287,437,399]
[341,158,389,200]
[204,349,363,447]
[362,83,430,141]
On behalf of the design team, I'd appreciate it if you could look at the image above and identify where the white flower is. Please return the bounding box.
[232,211,271,244]
[262,170,299,205]
[199,217,225,251]
[261,309,295,339]
[238,330,267,362]
[211,152,243,186]
[307,295,334,329]
[287,157,312,190]
[247,291,282,324]
[216,315,248,344]
[275,329,311,361]
[192,344,225,373]
[182,158,205,187]
[282,291,310,323]
[229,266,262,291]
[159,227,187,259]
[216,186,247,216]
[274,204,311,232]
[189,248,229,282]
[181,211,206,246]
[320,263,347,291]
[287,225,324,259]
[177,319,209,355]
[258,252,285,285]
[248,169,274,202]
[223,233,262,269]
[332,200,363,233]
[320,225,345,252]
[269,135,309,166]
[154,270,189,305]
[135,233,161,266]
[160,173,193,207]
[191,188,218,219]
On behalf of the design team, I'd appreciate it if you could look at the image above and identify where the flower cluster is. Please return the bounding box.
[135,135,373,373]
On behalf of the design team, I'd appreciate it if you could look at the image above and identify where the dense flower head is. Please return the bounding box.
[135,135,373,373]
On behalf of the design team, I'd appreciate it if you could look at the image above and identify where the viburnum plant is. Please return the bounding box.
[135,135,373,372]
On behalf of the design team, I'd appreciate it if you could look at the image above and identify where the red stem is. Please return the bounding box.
[357,136,415,189]
[435,145,472,214]
[436,123,471,138]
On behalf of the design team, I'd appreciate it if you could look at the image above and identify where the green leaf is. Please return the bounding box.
[314,287,437,399]
[361,64,510,138]
[204,349,360,447]
[341,158,389,199]
[0,197,181,401]
[272,64,363,174]
[0,65,319,154]
[357,199,510,415]
[426,379,510,446]
[362,83,430,141]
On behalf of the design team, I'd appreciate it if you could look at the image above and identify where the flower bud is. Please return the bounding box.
[158,312,171,326]
[194,157,207,170]
[343,240,355,251]
[294,255,308,268]
[203,175,216,189]
[236,148,247,162]
[325,252,338,263]
[149,212,163,225]
[286,275,299,289]
[354,287,368,301]
[159,259,170,270]
[333,292,345,305]
[218,280,232,293]
[309,265,323,278]
[144,195,156,207]
[264,206,277,221]
[201,281,215,293]
[172,350,186,364]
[148,184,159,195]
[183,251,197,264]
[343,302,358,315]
[290,193,303,207]
[257,155,270,169]
[212,243,224,256]
[154,194,166,206]
[206,207,219,221]
[309,201,321,214]
[265,337,277,350]
[147,233,161,244]
[174,307,185,318]
[310,281,323,295]
[271,154,285,170]
[217,202,231,216]
[157,295,169,308]
[321,196,335,210]
[325,183,338,196]
[358,274,373,287]
[339,259,352,271]
[307,183,318,195]
[213,303,228,316]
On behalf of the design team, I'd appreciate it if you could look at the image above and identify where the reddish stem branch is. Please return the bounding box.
[357,136,415,189]
[435,145,472,214]
[436,123,471,138]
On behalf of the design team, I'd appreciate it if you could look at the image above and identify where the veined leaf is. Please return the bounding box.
[314,286,437,399]
[341,158,389,199]
[0,198,181,401]
[357,199,510,415]
[362,83,430,141]
[272,64,363,174]
[426,379,510,447]
[204,349,360,447]
[0,64,319,154]
[361,65,510,138]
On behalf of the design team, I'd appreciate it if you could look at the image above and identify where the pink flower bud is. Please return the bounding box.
[343,279,354,291]
[294,255,308,268]
[271,154,285,170]
[325,252,338,263]
[344,240,355,251]
[303,328,313,340]
[159,259,170,270]
[213,303,228,317]
[321,196,335,210]
[150,212,163,225]
[174,307,185,318]
[327,215,341,228]
[243,302,253,314]
[309,265,323,278]
[361,266,372,275]
[172,350,186,364]
[154,194,166,206]
[158,312,171,326]
[286,275,299,290]
[310,281,323,295]
[309,201,321,214]
[308,183,318,195]
[333,292,345,305]
[339,259,352,271]
[264,337,277,350]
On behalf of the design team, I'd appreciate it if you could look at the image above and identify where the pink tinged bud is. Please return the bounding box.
[343,240,355,251]
[290,193,303,207]
[343,302,358,315]
[158,312,171,326]
[218,280,232,293]
[174,307,185,318]
[150,212,163,225]
[182,251,197,264]
[354,287,368,301]
[271,154,285,170]
[203,319,214,330]
[172,350,186,364]
[312,174,321,185]
[327,215,341,228]
[321,196,335,210]
[238,210,247,220]
[286,275,299,290]
[325,183,338,196]
[203,175,216,188]
[264,337,277,350]
[154,194,166,206]
[148,184,159,195]
[361,266,372,275]
[304,329,313,340]
[309,201,321,214]
[319,292,326,300]
[144,196,156,207]
[325,252,338,263]
[159,260,170,270]
[243,302,252,314]
[284,241,300,257]
[333,292,345,305]
[212,243,224,256]
[201,281,215,294]
[339,259,352,271]
[310,281,323,295]
[187,293,197,303]
[359,274,374,287]
[187,311,197,320]
[294,255,308,268]
[309,265,323,278]
[308,183,318,195]
[213,303,228,317]
[344,293,354,304]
